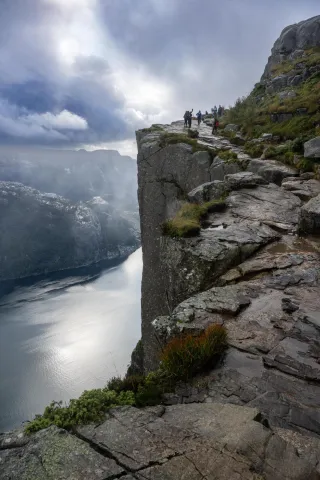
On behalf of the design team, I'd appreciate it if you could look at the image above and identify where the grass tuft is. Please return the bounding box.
[162,199,226,238]
[160,324,228,381]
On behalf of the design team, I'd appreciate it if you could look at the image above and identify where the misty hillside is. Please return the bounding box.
[0,147,139,281]
[0,147,138,212]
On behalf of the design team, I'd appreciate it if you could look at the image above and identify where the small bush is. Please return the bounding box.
[162,218,200,238]
[25,389,135,433]
[160,324,228,381]
[187,129,199,139]
[218,150,238,162]
[244,142,264,158]
[162,199,226,238]
[107,374,145,394]
[264,146,278,158]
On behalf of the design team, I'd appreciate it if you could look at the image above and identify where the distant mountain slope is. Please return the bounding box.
[0,181,139,281]
[0,147,138,211]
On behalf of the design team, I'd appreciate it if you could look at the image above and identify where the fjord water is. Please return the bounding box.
[0,248,142,432]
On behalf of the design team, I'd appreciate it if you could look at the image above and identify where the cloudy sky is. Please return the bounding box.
[0,0,319,157]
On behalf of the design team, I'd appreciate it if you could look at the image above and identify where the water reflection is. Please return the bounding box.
[0,248,142,431]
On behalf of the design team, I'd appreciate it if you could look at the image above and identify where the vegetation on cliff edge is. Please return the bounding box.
[25,325,227,434]
[221,47,320,173]
[162,198,226,238]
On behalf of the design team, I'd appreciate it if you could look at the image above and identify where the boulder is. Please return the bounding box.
[187,180,226,203]
[232,132,246,145]
[210,157,242,181]
[224,124,240,133]
[247,159,298,185]
[299,193,320,233]
[225,171,268,190]
[278,91,296,100]
[304,136,320,158]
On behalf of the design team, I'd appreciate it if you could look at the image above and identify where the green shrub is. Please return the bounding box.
[160,324,228,381]
[264,146,277,158]
[244,142,264,158]
[25,389,135,434]
[187,128,199,138]
[291,135,312,154]
[162,218,200,237]
[107,374,145,393]
[218,150,238,162]
[162,199,226,238]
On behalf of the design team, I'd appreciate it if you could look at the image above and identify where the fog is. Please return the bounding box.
[0,145,138,212]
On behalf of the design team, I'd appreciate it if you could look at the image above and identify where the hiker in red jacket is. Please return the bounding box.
[212,118,219,134]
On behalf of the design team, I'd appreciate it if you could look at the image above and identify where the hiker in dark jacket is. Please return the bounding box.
[183,111,189,127]
[188,109,193,128]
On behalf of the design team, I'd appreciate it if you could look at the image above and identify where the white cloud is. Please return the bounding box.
[23,110,88,130]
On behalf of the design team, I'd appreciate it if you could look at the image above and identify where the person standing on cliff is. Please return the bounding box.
[183,111,189,127]
[212,118,219,134]
[196,110,202,126]
[188,109,193,128]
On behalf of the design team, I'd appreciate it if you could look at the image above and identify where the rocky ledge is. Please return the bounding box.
[2,403,320,479]
[134,117,320,477]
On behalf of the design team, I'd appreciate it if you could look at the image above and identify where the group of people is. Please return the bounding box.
[211,105,225,117]
[183,105,224,133]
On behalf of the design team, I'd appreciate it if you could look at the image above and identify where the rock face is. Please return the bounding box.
[304,137,320,159]
[299,193,320,233]
[136,116,320,476]
[136,121,303,370]
[3,404,320,479]
[262,15,320,84]
[0,182,139,280]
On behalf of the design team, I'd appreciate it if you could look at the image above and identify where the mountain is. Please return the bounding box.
[0,146,138,211]
[0,147,139,280]
[222,15,320,169]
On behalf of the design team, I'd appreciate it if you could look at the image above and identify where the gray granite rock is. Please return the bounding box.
[187,180,226,203]
[72,404,320,480]
[224,124,240,132]
[247,159,298,185]
[227,184,301,230]
[0,426,123,480]
[299,193,320,233]
[225,171,268,190]
[304,136,320,158]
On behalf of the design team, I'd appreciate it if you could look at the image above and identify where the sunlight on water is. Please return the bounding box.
[0,248,142,431]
